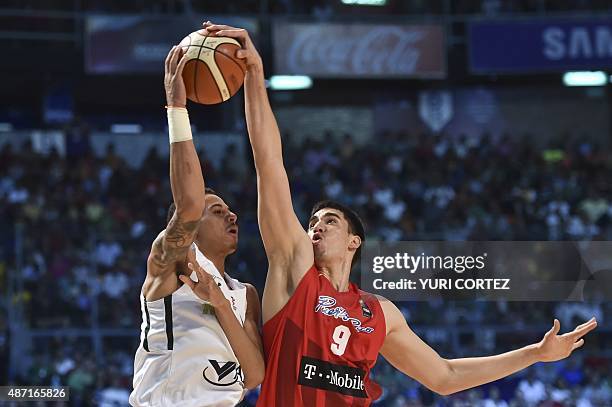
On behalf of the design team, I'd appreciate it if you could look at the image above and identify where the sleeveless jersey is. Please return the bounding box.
[130,244,248,407]
[257,265,386,406]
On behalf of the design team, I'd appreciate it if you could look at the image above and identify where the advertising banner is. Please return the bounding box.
[85,16,258,74]
[273,22,446,78]
[469,18,612,73]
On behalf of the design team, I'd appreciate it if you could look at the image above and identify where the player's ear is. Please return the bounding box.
[348,234,361,250]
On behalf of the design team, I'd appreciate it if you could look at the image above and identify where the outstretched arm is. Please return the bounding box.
[243,59,309,264]
[147,46,205,279]
[204,23,313,320]
[379,300,597,395]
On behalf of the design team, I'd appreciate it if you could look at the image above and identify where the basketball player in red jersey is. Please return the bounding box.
[202,22,598,406]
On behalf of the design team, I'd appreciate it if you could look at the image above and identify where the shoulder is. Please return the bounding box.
[373,293,390,304]
[244,283,259,299]
[147,230,167,266]
[268,244,315,292]
[371,294,404,335]
[147,229,189,278]
[244,283,261,312]
[151,229,166,247]
[374,295,401,316]
[356,291,391,307]
[353,290,399,334]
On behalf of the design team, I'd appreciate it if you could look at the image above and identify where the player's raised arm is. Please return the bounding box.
[148,46,205,277]
[204,24,313,288]
[379,299,597,395]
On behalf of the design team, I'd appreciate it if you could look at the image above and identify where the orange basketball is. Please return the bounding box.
[179,30,246,105]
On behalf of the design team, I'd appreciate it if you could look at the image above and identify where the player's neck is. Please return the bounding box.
[318,260,351,292]
[194,242,226,275]
[208,256,226,275]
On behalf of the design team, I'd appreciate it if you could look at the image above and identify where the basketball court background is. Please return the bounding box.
[0,1,610,406]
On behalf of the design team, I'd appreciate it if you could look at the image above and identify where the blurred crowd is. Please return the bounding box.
[0,125,610,405]
[287,131,612,242]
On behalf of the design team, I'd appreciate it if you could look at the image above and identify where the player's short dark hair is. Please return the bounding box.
[310,200,366,269]
[166,187,219,225]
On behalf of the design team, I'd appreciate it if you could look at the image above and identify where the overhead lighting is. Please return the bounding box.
[341,0,386,5]
[563,71,607,87]
[111,124,142,134]
[269,75,313,91]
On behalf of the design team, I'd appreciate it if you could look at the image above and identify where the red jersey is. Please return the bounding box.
[257,265,386,406]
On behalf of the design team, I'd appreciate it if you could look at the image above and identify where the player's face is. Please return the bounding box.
[308,208,357,265]
[197,194,238,254]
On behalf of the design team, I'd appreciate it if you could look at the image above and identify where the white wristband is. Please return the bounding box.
[167,107,193,143]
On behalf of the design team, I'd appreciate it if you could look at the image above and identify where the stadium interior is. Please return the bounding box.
[0,0,610,406]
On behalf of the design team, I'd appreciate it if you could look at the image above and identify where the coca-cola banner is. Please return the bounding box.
[86,16,258,74]
[273,22,446,78]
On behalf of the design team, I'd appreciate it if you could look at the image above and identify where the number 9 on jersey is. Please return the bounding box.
[331,325,351,356]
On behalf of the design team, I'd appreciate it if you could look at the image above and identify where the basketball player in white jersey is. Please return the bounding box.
[129,45,264,407]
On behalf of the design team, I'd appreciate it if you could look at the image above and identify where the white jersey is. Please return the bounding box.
[130,244,248,407]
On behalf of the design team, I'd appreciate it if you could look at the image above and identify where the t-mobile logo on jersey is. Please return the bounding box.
[298,356,367,398]
[303,363,318,379]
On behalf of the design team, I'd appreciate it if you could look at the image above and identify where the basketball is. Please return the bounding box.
[179,30,246,105]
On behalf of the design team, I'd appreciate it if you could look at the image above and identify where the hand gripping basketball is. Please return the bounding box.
[164,45,189,108]
[178,26,248,105]
[202,21,263,70]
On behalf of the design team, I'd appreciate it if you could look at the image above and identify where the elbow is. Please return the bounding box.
[174,197,204,221]
[243,370,265,390]
[427,380,455,396]
[428,361,456,396]
[433,385,454,396]
[243,360,265,390]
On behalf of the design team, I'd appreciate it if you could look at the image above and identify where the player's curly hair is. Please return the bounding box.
[166,187,219,225]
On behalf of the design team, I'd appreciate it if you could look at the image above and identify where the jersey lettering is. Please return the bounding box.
[297,356,367,398]
[315,296,375,334]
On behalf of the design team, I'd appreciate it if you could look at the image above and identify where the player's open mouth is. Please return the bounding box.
[227,226,238,235]
[312,233,322,244]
